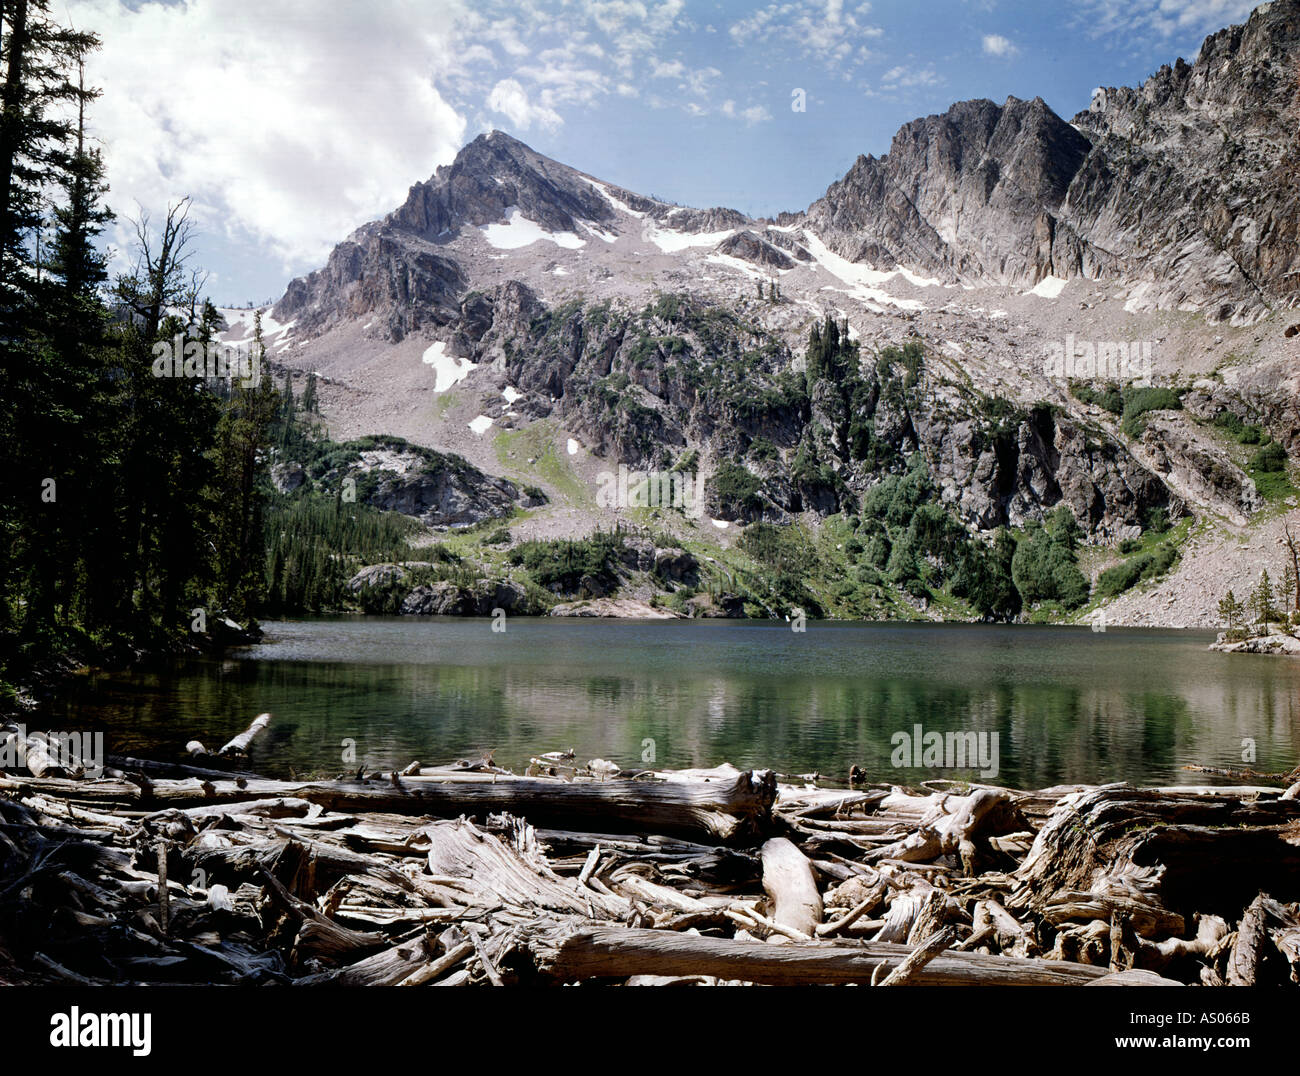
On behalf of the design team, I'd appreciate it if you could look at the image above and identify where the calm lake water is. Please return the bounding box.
[51,617,1300,789]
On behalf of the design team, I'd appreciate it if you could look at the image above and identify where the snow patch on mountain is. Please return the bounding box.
[422,341,476,392]
[586,179,646,219]
[648,225,735,254]
[1028,275,1068,299]
[801,232,928,311]
[481,207,585,250]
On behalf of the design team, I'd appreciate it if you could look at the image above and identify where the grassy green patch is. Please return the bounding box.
[494,421,589,506]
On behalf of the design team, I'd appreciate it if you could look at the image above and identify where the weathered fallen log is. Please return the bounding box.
[220,713,271,757]
[5,741,1298,990]
[506,919,1109,986]
[862,788,1026,872]
[0,766,777,841]
[760,837,822,937]
[1114,912,1229,974]
[424,817,629,919]
[878,926,956,986]
[294,933,436,987]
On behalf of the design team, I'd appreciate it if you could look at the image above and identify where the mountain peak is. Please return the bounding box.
[390,130,612,240]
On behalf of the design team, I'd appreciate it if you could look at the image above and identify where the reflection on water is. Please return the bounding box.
[50,617,1300,789]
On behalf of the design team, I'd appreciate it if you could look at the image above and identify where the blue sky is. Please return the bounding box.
[68,0,1264,305]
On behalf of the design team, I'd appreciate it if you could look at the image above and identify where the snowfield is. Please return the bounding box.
[481,207,585,250]
[422,341,476,392]
[800,232,928,312]
[647,225,734,254]
[1028,275,1068,299]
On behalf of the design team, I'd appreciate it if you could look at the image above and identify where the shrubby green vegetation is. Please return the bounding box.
[1069,381,1184,438]
[263,494,420,615]
[1120,386,1183,438]
[1214,409,1266,445]
[852,456,1024,617]
[1095,542,1179,598]
[708,461,766,520]
[1009,507,1090,609]
[1069,381,1124,415]
[1210,409,1293,502]
[510,531,627,594]
[738,522,822,614]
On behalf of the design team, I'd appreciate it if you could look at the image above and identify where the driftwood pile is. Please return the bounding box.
[2,715,1299,987]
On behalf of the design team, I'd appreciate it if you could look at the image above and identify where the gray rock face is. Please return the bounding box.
[273,131,614,340]
[270,461,305,494]
[346,563,408,593]
[652,548,699,585]
[916,399,1178,536]
[400,579,528,616]
[1137,415,1260,525]
[391,130,615,238]
[715,230,796,270]
[274,231,466,340]
[364,461,524,528]
[264,4,1298,561]
[618,537,657,573]
[807,96,1093,287]
[276,4,1299,349]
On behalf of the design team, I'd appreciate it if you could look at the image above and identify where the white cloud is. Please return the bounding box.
[730,0,883,67]
[982,33,1019,57]
[649,57,686,78]
[879,65,941,90]
[1074,0,1260,44]
[70,0,469,271]
[487,78,563,131]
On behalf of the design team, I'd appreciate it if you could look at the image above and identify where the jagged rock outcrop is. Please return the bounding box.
[389,130,615,238]
[289,436,541,528]
[346,564,410,594]
[363,461,527,528]
[399,579,529,616]
[263,2,1298,565]
[270,461,306,494]
[277,3,1299,349]
[915,395,1177,537]
[806,96,1094,287]
[1135,416,1260,526]
[715,230,795,270]
[274,231,466,340]
[1073,1,1300,320]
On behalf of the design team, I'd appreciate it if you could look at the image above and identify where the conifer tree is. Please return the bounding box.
[1218,589,1246,638]
[1249,570,1276,634]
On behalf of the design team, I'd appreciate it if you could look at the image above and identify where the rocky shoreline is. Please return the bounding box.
[1209,632,1300,655]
